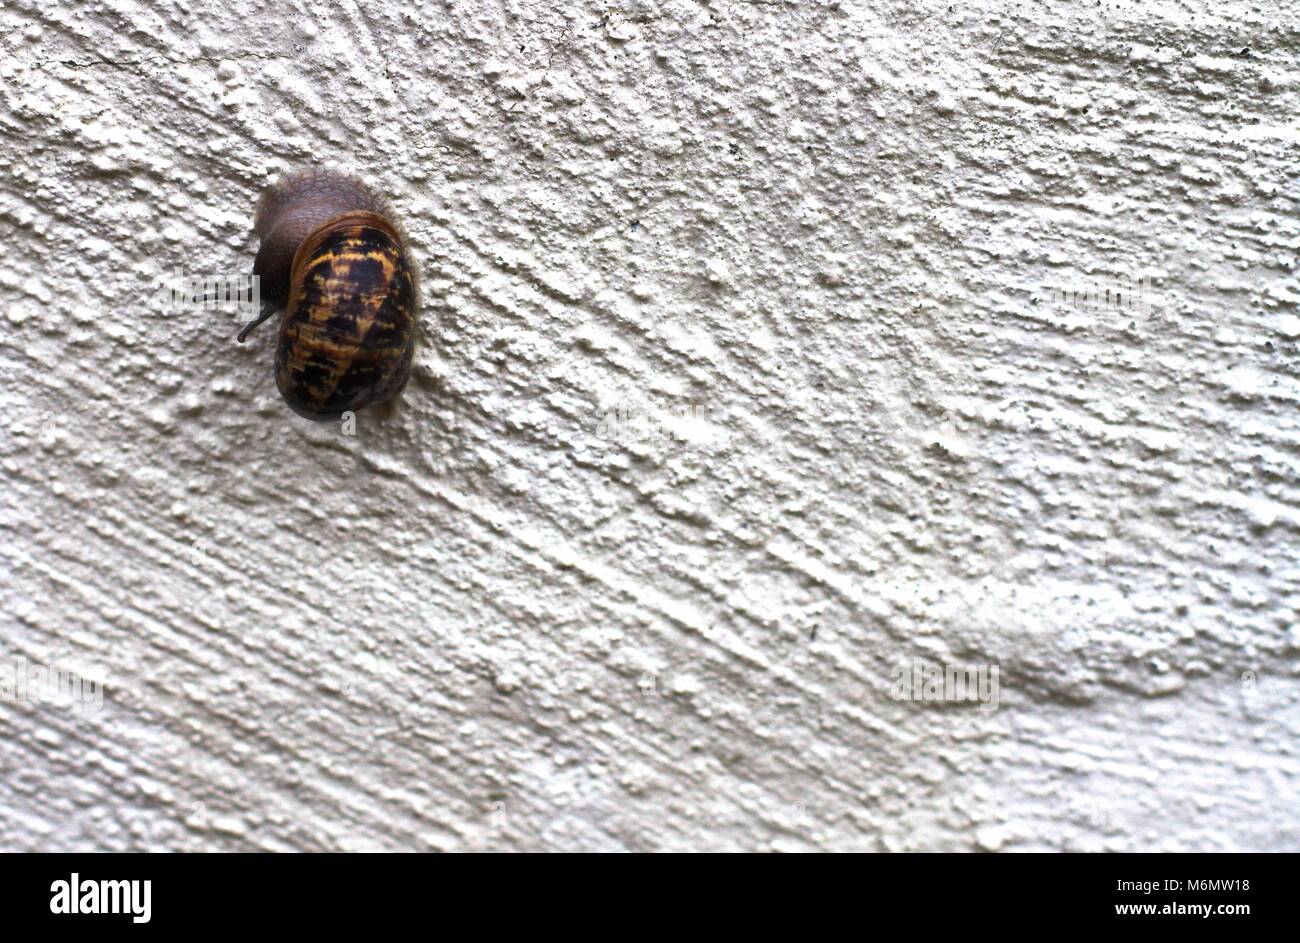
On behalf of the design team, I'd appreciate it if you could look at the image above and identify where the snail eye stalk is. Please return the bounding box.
[237,302,278,344]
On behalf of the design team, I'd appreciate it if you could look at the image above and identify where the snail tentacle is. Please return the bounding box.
[237,302,279,343]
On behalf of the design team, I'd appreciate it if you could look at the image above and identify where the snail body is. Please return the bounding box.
[240,169,418,420]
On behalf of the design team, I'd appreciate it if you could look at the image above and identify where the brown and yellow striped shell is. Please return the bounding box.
[241,170,417,421]
[275,212,415,419]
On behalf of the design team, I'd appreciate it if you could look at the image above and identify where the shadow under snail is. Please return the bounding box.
[238,169,418,420]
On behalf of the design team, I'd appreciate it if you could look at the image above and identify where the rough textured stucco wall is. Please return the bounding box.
[1,0,1298,852]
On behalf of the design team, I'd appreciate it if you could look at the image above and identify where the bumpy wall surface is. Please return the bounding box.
[1,0,1297,851]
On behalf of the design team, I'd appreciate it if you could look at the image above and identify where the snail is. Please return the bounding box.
[238,168,418,420]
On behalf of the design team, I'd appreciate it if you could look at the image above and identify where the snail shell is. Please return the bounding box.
[240,169,418,421]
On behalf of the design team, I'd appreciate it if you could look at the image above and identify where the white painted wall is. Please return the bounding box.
[1,0,1297,851]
